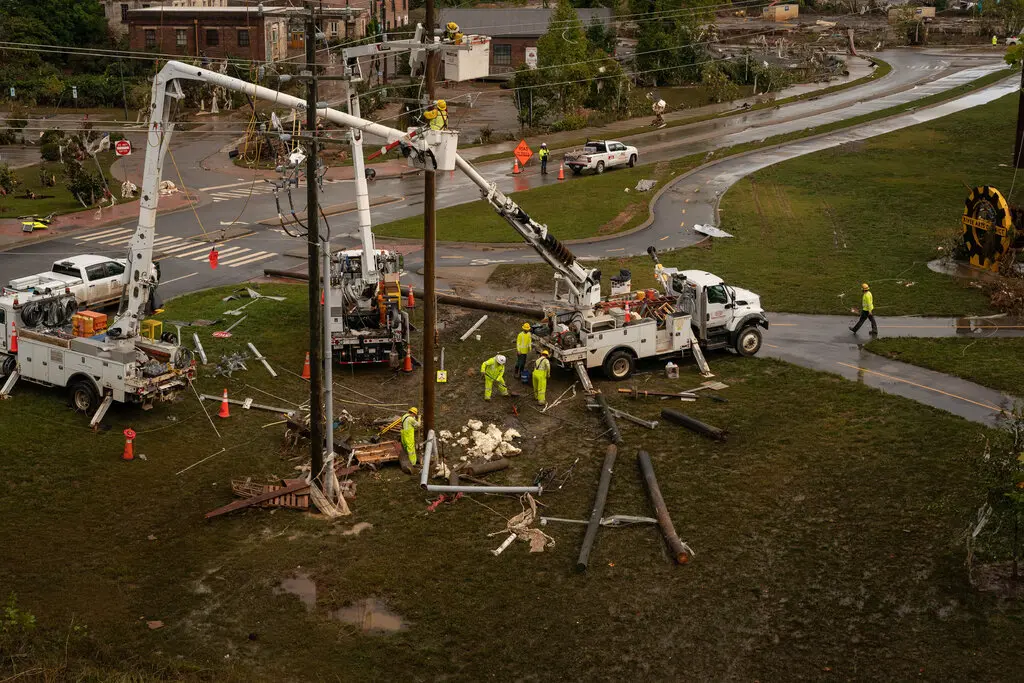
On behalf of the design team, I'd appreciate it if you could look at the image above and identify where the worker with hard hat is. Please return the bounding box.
[445,21,463,44]
[400,406,421,472]
[515,322,532,382]
[539,143,549,175]
[850,283,878,336]
[481,354,508,400]
[533,349,551,404]
[425,100,448,131]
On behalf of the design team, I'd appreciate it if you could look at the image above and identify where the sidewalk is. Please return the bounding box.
[0,191,197,251]
[460,55,874,161]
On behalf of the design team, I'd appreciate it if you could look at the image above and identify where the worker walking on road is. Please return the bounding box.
[515,322,532,382]
[399,406,421,472]
[481,354,508,400]
[539,143,549,174]
[850,283,878,336]
[533,349,551,404]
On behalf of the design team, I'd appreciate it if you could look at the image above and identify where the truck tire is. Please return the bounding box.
[628,154,637,168]
[602,349,635,381]
[596,161,606,175]
[735,326,763,357]
[68,379,100,414]
[571,167,581,176]
[0,354,15,378]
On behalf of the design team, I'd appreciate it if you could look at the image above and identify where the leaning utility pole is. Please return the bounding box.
[422,0,437,436]
[304,6,325,489]
[1016,62,1024,168]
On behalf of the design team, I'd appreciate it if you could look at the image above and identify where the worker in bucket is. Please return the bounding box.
[481,354,508,401]
[539,143,549,174]
[515,322,532,382]
[424,100,448,131]
[533,349,551,405]
[849,282,878,336]
[399,406,421,473]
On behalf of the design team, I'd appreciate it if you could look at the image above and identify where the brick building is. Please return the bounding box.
[437,7,613,75]
[102,0,230,37]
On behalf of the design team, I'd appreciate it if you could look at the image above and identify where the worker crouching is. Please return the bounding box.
[481,354,508,400]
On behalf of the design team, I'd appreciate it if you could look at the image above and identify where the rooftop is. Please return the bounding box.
[438,7,614,38]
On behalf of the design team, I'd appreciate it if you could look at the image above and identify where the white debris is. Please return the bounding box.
[433,460,451,480]
[439,429,454,442]
[457,437,470,446]
[467,419,483,431]
[461,426,469,433]
[444,418,525,460]
[502,428,521,441]
[693,224,733,238]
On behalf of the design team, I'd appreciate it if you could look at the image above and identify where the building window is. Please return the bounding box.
[176,29,187,48]
[493,44,512,66]
[120,4,129,21]
[238,29,250,47]
[144,29,157,49]
[206,29,219,46]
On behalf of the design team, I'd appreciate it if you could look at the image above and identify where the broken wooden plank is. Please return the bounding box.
[205,478,310,519]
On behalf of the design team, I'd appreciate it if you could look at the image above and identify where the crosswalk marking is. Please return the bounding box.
[229,252,276,268]
[72,226,275,269]
[192,246,246,261]
[100,234,137,246]
[79,227,132,241]
[158,240,205,255]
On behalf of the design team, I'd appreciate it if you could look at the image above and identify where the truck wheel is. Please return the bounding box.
[628,154,637,168]
[602,349,635,381]
[571,167,581,176]
[68,379,100,413]
[596,161,606,175]
[0,355,14,378]
[735,327,763,357]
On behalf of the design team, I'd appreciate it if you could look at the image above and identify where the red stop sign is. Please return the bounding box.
[115,139,132,156]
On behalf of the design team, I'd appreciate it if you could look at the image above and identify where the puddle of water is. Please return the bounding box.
[273,572,316,611]
[331,598,407,633]
[341,522,373,537]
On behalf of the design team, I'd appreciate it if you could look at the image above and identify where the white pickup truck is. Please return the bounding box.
[563,140,639,176]
[4,255,155,310]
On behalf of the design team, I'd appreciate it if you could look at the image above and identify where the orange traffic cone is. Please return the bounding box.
[8,320,17,353]
[407,285,415,308]
[558,163,565,180]
[403,346,413,373]
[217,388,230,419]
[301,351,311,379]
[122,428,136,461]
[624,301,631,325]
[513,159,520,175]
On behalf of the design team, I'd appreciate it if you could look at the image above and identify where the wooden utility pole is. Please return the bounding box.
[1016,64,1024,168]
[305,7,325,488]
[423,0,437,435]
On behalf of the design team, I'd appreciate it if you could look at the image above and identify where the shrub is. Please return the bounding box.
[40,142,61,162]
[0,163,17,194]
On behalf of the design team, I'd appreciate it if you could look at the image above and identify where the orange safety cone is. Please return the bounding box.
[513,159,520,175]
[407,285,415,308]
[301,351,311,379]
[217,388,230,419]
[8,320,17,353]
[403,346,413,372]
[558,163,565,181]
[624,301,631,325]
[122,428,136,461]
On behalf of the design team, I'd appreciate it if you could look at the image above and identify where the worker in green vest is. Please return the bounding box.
[481,354,508,400]
[533,349,551,404]
[850,283,878,336]
[399,406,420,472]
[539,143,549,174]
[515,322,532,382]
[993,35,999,45]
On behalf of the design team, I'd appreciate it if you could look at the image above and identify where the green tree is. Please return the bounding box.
[631,0,716,86]
[1000,0,1024,37]
[0,0,108,52]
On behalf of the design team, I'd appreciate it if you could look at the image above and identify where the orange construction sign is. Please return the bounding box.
[513,140,533,167]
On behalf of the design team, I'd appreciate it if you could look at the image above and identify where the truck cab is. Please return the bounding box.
[673,269,768,356]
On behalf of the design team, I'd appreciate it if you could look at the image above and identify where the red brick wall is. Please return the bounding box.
[489,36,537,74]
[128,15,267,61]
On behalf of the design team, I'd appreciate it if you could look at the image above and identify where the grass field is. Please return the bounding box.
[489,75,1016,317]
[0,152,120,218]
[2,284,1024,680]
[867,336,1024,396]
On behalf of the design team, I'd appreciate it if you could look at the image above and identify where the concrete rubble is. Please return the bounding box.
[438,420,523,461]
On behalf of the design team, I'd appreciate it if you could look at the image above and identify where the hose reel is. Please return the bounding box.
[961,186,1024,271]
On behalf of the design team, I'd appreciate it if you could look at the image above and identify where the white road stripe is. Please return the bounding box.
[78,227,132,241]
[99,235,136,246]
[228,251,276,267]
[158,241,203,255]
[170,244,221,259]
[219,249,268,265]
[151,236,180,245]
[192,246,247,261]
[159,272,198,286]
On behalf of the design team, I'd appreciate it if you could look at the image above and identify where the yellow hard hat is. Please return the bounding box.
[541,349,550,356]
[436,99,447,111]
[423,109,437,120]
[861,283,869,290]
[522,323,531,331]
[447,21,459,32]
[409,406,418,415]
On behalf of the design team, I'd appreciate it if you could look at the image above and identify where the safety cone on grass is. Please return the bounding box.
[301,351,311,379]
[403,346,413,372]
[217,388,230,419]
[122,428,136,461]
[513,159,520,175]
[407,285,415,308]
[558,163,564,180]
[9,320,17,353]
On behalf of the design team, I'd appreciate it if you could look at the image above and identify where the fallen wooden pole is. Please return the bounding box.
[618,387,697,400]
[593,393,622,445]
[637,450,691,564]
[462,458,509,476]
[577,445,617,573]
[205,478,309,520]
[661,408,727,441]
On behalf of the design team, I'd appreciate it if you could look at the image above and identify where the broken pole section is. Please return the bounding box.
[593,393,623,445]
[661,408,727,441]
[576,445,617,573]
[637,450,690,564]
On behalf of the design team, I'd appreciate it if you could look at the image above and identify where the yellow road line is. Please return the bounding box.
[835,361,1002,412]
[680,221,686,227]
[659,236,669,241]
